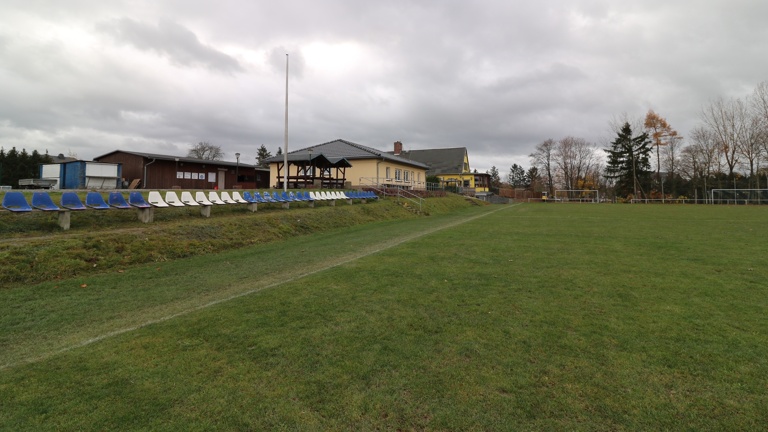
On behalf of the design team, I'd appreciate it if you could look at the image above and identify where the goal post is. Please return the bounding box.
[710,189,768,205]
[554,189,599,203]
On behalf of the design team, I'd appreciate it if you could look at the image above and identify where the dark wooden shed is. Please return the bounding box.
[93,150,270,189]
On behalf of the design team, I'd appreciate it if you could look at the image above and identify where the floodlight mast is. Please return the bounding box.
[283,53,289,192]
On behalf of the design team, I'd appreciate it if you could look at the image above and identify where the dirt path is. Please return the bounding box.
[1,204,517,371]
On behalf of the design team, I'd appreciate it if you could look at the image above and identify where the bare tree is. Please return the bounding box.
[529,138,556,195]
[736,100,765,188]
[188,142,224,160]
[661,135,684,196]
[554,136,598,194]
[700,97,743,189]
[686,126,720,202]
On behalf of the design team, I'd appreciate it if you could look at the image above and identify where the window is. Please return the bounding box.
[386,167,391,180]
[404,170,409,182]
[395,169,402,181]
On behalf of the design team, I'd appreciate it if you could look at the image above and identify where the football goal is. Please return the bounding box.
[554,190,600,203]
[710,189,768,205]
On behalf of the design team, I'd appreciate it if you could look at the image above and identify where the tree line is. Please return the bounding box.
[0,148,53,187]
[487,80,768,201]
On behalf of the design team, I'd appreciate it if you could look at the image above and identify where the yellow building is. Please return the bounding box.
[265,139,429,189]
[389,144,477,190]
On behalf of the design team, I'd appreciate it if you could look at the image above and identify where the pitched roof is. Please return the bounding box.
[389,147,468,175]
[93,149,263,169]
[265,139,429,169]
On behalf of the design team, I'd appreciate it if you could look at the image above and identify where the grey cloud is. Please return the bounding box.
[98,18,243,73]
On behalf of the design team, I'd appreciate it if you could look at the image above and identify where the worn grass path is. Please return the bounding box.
[1,204,511,370]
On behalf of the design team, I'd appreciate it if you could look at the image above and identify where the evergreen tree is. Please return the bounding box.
[507,163,528,188]
[276,147,283,156]
[487,166,501,187]
[605,122,653,198]
[256,144,272,166]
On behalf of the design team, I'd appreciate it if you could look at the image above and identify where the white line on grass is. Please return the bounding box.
[2,204,519,371]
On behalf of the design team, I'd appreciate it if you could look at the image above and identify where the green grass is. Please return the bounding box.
[0,194,476,287]
[1,203,767,430]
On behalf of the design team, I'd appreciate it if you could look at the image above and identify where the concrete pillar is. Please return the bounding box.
[281,202,290,209]
[137,207,154,223]
[58,210,71,230]
[246,203,258,212]
[329,200,336,207]
[307,200,315,208]
[200,205,211,218]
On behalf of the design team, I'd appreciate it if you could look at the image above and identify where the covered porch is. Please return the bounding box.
[273,153,353,189]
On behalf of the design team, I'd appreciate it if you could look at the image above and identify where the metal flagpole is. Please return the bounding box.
[283,53,289,192]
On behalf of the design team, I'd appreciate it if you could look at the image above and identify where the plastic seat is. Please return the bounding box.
[309,191,321,201]
[231,191,249,204]
[181,191,200,206]
[128,192,151,208]
[220,191,237,204]
[60,192,87,210]
[164,191,186,207]
[147,191,170,207]
[251,192,265,203]
[207,191,226,205]
[85,192,110,209]
[272,192,285,202]
[242,191,255,203]
[108,192,132,209]
[261,192,274,202]
[31,192,61,211]
[289,192,303,201]
[194,191,213,205]
[281,191,294,202]
[2,191,32,212]
[302,191,314,201]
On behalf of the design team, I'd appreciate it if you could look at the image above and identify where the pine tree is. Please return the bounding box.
[604,122,653,198]
[256,144,272,166]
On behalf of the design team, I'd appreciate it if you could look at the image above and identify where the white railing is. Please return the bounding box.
[358,177,427,190]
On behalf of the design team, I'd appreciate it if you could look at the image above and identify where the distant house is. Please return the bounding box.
[264,139,429,189]
[93,150,270,189]
[387,142,476,191]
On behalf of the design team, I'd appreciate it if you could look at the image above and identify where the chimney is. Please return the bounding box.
[394,141,403,155]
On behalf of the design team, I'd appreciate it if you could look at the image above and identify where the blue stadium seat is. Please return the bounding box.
[31,192,61,211]
[272,192,285,202]
[281,191,294,202]
[85,192,110,209]
[108,192,132,209]
[2,191,33,212]
[61,192,87,210]
[128,192,151,208]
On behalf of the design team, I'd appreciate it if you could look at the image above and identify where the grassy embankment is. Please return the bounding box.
[2,203,767,430]
[0,192,478,287]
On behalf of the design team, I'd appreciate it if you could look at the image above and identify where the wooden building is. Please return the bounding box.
[93,150,270,189]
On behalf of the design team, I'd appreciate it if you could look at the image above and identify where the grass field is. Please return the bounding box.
[1,203,767,430]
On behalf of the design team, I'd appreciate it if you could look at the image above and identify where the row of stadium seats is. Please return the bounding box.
[1,190,379,213]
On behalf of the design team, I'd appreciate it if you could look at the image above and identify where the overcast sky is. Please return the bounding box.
[2,0,766,172]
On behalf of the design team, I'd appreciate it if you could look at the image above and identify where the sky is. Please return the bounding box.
[2,0,767,173]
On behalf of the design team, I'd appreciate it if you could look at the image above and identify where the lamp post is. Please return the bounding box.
[235,152,240,184]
